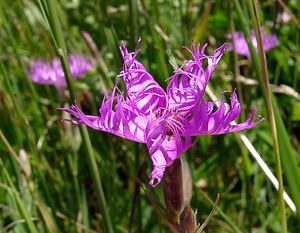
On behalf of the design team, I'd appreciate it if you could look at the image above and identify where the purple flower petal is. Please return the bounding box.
[60,40,264,187]
[145,111,192,187]
[119,40,167,117]
[188,90,264,135]
[167,43,227,117]
[59,88,149,143]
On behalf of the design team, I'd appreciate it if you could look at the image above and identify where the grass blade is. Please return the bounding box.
[248,0,286,231]
[40,0,114,232]
[233,0,300,222]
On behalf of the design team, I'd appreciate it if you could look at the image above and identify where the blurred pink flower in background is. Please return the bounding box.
[29,54,92,92]
[227,27,279,57]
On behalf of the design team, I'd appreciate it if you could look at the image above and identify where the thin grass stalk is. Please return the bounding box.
[42,1,114,232]
[197,194,220,233]
[0,130,30,177]
[248,0,288,230]
[2,168,39,233]
[0,140,58,233]
[249,1,287,232]
[198,190,243,233]
[233,0,300,219]
[35,197,59,233]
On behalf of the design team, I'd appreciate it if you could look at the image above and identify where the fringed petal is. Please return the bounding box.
[188,90,264,135]
[58,103,102,129]
[167,43,227,117]
[119,40,167,117]
[59,89,149,143]
[146,113,193,187]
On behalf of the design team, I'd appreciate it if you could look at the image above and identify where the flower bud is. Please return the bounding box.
[163,157,193,223]
[179,206,197,233]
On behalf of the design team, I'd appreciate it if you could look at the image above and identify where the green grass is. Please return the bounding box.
[1,0,300,232]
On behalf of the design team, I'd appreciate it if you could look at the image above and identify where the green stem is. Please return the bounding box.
[249,1,287,232]
[3,168,39,233]
[199,190,243,233]
[233,0,288,230]
[42,1,114,232]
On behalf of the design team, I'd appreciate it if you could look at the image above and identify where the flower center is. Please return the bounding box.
[149,108,187,142]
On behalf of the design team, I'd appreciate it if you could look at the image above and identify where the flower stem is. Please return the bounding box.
[42,1,114,232]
